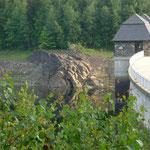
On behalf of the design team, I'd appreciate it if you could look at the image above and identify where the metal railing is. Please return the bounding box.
[129,51,150,92]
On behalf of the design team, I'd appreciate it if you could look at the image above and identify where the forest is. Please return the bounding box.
[0,0,150,50]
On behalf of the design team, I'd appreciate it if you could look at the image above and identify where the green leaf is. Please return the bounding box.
[136,140,143,147]
[126,146,133,150]
[36,135,42,142]
[9,80,14,88]
[3,74,8,79]
[39,99,47,107]
[10,147,17,150]
[50,93,54,98]
[39,131,46,139]
[101,143,107,149]
[79,93,86,100]
[84,87,88,94]
[31,132,37,138]
[7,87,12,94]
[109,99,114,105]
[1,81,7,87]
[31,115,36,121]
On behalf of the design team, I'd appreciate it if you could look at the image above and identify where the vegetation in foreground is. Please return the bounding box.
[0,74,149,149]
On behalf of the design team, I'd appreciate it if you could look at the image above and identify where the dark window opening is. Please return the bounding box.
[135,42,143,53]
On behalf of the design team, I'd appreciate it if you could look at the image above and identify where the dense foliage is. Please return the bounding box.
[0,0,150,50]
[0,74,149,149]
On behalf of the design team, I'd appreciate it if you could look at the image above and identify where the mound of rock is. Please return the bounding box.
[28,50,93,100]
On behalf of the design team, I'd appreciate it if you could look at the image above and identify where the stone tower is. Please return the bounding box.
[142,14,150,56]
[112,14,150,112]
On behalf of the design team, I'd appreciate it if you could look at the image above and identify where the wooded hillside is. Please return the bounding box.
[0,0,150,50]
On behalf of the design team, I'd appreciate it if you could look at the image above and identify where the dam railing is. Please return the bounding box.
[129,50,150,92]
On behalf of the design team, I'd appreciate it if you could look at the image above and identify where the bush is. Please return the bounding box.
[68,43,85,51]
[0,75,149,149]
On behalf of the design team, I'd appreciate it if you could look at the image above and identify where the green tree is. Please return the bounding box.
[95,0,121,49]
[120,0,136,21]
[4,0,28,48]
[134,0,150,15]
[40,26,56,49]
[61,2,81,47]
[0,0,6,48]
[40,6,64,49]
[1,0,150,50]
[96,5,111,48]
[26,0,42,47]
[80,0,97,47]
[34,0,52,46]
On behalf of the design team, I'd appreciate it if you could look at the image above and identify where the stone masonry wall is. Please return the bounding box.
[114,42,135,57]
[143,41,150,56]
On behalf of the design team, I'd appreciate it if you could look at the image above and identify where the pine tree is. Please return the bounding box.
[39,6,64,49]
[1,0,150,50]
[40,26,56,49]
[120,0,136,21]
[80,0,97,47]
[26,0,42,47]
[0,0,6,48]
[95,0,121,49]
[4,0,28,48]
[61,2,81,47]
[34,0,52,46]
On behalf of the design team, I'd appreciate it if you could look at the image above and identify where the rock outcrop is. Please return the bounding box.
[28,50,93,101]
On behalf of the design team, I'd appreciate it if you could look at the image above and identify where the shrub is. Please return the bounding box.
[0,75,149,149]
[68,43,85,51]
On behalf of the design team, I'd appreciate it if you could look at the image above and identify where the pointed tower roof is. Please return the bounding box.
[123,14,149,25]
[113,14,150,41]
[142,14,150,23]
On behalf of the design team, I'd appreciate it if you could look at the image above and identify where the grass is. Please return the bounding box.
[81,48,113,57]
[46,48,114,57]
[0,48,113,61]
[0,50,33,61]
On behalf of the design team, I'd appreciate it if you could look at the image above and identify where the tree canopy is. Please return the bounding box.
[0,0,150,50]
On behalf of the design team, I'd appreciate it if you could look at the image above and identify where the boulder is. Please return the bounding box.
[85,76,103,89]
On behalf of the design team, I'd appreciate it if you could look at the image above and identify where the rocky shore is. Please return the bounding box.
[0,50,114,103]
